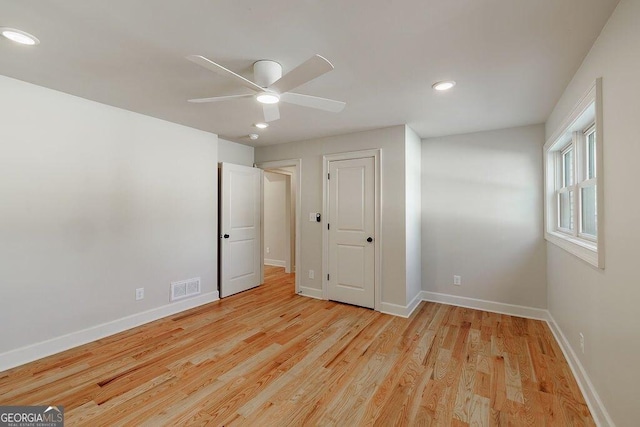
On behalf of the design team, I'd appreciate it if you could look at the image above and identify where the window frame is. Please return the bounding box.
[556,142,574,234]
[578,124,597,242]
[544,78,604,268]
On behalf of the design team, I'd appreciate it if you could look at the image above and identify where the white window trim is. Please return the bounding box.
[544,78,604,268]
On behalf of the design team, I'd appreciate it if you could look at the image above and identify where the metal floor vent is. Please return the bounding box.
[170,277,201,302]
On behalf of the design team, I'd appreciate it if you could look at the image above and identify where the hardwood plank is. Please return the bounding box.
[0,266,595,425]
[469,394,490,426]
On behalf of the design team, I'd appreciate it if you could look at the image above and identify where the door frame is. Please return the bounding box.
[255,159,302,295]
[263,168,293,273]
[322,149,381,311]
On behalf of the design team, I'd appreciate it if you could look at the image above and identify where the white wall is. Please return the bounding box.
[545,0,640,424]
[263,171,288,266]
[421,124,547,308]
[218,138,254,166]
[0,75,218,356]
[255,126,409,306]
[405,126,422,305]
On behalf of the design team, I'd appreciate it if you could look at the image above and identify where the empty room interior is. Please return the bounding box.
[0,0,638,425]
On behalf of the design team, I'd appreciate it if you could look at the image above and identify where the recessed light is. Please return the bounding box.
[249,133,259,140]
[256,92,280,104]
[432,80,456,91]
[0,27,40,46]
[254,123,269,129]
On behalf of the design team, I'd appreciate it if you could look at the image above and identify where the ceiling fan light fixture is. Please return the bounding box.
[254,123,269,129]
[432,80,456,91]
[0,27,40,45]
[256,92,280,104]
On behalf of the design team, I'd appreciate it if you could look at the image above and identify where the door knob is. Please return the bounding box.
[223,234,230,239]
[367,237,373,243]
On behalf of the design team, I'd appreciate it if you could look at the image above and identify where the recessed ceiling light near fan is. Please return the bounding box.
[433,80,456,91]
[0,27,40,45]
[186,54,346,123]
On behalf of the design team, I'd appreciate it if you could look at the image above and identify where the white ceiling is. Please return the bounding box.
[0,0,619,146]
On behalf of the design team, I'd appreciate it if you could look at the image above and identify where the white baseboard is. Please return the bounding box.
[380,301,408,317]
[406,291,424,316]
[546,313,614,427]
[380,291,424,317]
[264,259,286,267]
[298,286,323,300]
[381,291,547,320]
[421,291,549,320]
[0,291,219,373]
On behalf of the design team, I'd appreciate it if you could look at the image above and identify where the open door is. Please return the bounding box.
[220,162,262,297]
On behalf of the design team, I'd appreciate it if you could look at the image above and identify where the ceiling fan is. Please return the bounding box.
[186,54,346,123]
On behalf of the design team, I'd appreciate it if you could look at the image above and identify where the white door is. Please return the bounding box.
[220,162,262,297]
[327,157,375,308]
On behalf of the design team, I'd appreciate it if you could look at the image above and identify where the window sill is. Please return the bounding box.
[545,231,603,268]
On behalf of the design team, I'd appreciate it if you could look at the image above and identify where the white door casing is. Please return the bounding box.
[263,169,293,273]
[327,157,376,308]
[255,159,302,295]
[220,162,262,297]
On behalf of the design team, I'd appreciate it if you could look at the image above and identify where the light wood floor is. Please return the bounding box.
[0,266,593,426]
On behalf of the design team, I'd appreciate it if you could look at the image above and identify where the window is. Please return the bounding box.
[580,125,597,239]
[558,143,574,232]
[544,79,604,268]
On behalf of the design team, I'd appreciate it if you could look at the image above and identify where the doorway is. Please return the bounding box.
[256,159,301,294]
[263,169,294,272]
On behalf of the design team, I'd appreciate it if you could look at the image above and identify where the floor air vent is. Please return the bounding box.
[171,277,201,302]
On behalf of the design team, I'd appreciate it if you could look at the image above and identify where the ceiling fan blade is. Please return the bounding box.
[186,55,263,92]
[188,94,254,103]
[263,103,280,122]
[280,92,346,113]
[268,54,334,94]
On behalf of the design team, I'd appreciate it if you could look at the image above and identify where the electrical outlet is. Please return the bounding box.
[308,270,314,279]
[135,288,144,301]
[266,246,270,254]
[579,333,585,354]
[453,275,461,286]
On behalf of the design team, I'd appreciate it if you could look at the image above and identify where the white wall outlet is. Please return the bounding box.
[453,275,461,286]
[308,270,314,279]
[266,246,270,254]
[135,288,144,300]
[579,333,585,354]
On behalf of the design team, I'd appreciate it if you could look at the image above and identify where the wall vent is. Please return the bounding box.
[170,277,201,302]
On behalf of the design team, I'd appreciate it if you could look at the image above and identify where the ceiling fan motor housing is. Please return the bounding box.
[253,60,282,88]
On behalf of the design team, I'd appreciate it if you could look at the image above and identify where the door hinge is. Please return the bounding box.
[327,223,330,230]
[327,274,330,281]
[327,173,330,180]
